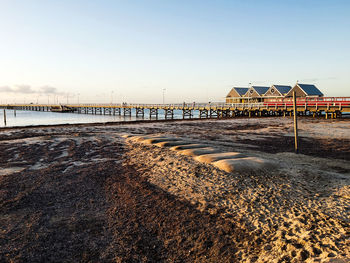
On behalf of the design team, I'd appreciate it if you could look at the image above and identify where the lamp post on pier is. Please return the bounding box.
[162,88,166,105]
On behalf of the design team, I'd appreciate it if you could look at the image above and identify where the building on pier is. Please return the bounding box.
[285,83,323,98]
[263,85,292,102]
[242,86,270,103]
[225,87,249,103]
[225,83,323,103]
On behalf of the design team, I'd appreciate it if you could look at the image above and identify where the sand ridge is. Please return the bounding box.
[128,134,276,173]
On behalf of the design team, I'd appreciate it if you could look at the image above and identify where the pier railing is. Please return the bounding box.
[2,97,350,109]
[61,102,266,108]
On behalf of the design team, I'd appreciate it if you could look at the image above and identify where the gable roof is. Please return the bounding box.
[234,87,249,96]
[251,86,269,96]
[297,84,323,96]
[226,87,249,98]
[271,85,292,95]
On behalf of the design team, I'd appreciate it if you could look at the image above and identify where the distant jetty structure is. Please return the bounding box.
[1,83,349,120]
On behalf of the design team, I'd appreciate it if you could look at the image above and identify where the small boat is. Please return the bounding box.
[50,105,74,113]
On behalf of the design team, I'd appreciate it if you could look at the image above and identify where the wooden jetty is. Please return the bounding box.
[1,97,349,119]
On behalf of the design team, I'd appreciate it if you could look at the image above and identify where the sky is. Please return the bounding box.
[0,0,349,104]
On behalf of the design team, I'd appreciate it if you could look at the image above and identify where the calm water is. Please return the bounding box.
[3,109,347,128]
[0,109,190,128]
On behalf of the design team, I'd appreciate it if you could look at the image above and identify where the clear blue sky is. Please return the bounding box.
[0,0,349,103]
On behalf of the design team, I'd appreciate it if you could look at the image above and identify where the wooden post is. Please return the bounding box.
[3,109,6,126]
[293,91,299,154]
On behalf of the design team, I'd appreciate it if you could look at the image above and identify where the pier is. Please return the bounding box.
[1,97,350,120]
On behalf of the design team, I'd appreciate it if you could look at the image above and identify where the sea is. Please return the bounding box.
[0,109,190,128]
[1,108,348,128]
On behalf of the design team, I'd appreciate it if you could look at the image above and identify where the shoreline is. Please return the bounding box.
[0,117,207,130]
[1,114,349,131]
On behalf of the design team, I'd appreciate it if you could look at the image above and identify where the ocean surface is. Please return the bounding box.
[0,109,189,128]
[2,109,348,128]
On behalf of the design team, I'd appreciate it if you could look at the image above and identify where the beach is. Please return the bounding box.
[0,118,349,262]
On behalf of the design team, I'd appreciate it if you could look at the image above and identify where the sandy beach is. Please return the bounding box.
[1,117,349,262]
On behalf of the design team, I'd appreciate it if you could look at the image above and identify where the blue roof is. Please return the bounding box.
[234,87,249,96]
[252,86,269,95]
[272,85,292,95]
[298,84,323,96]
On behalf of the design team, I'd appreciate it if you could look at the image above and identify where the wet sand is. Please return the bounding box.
[0,117,349,262]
